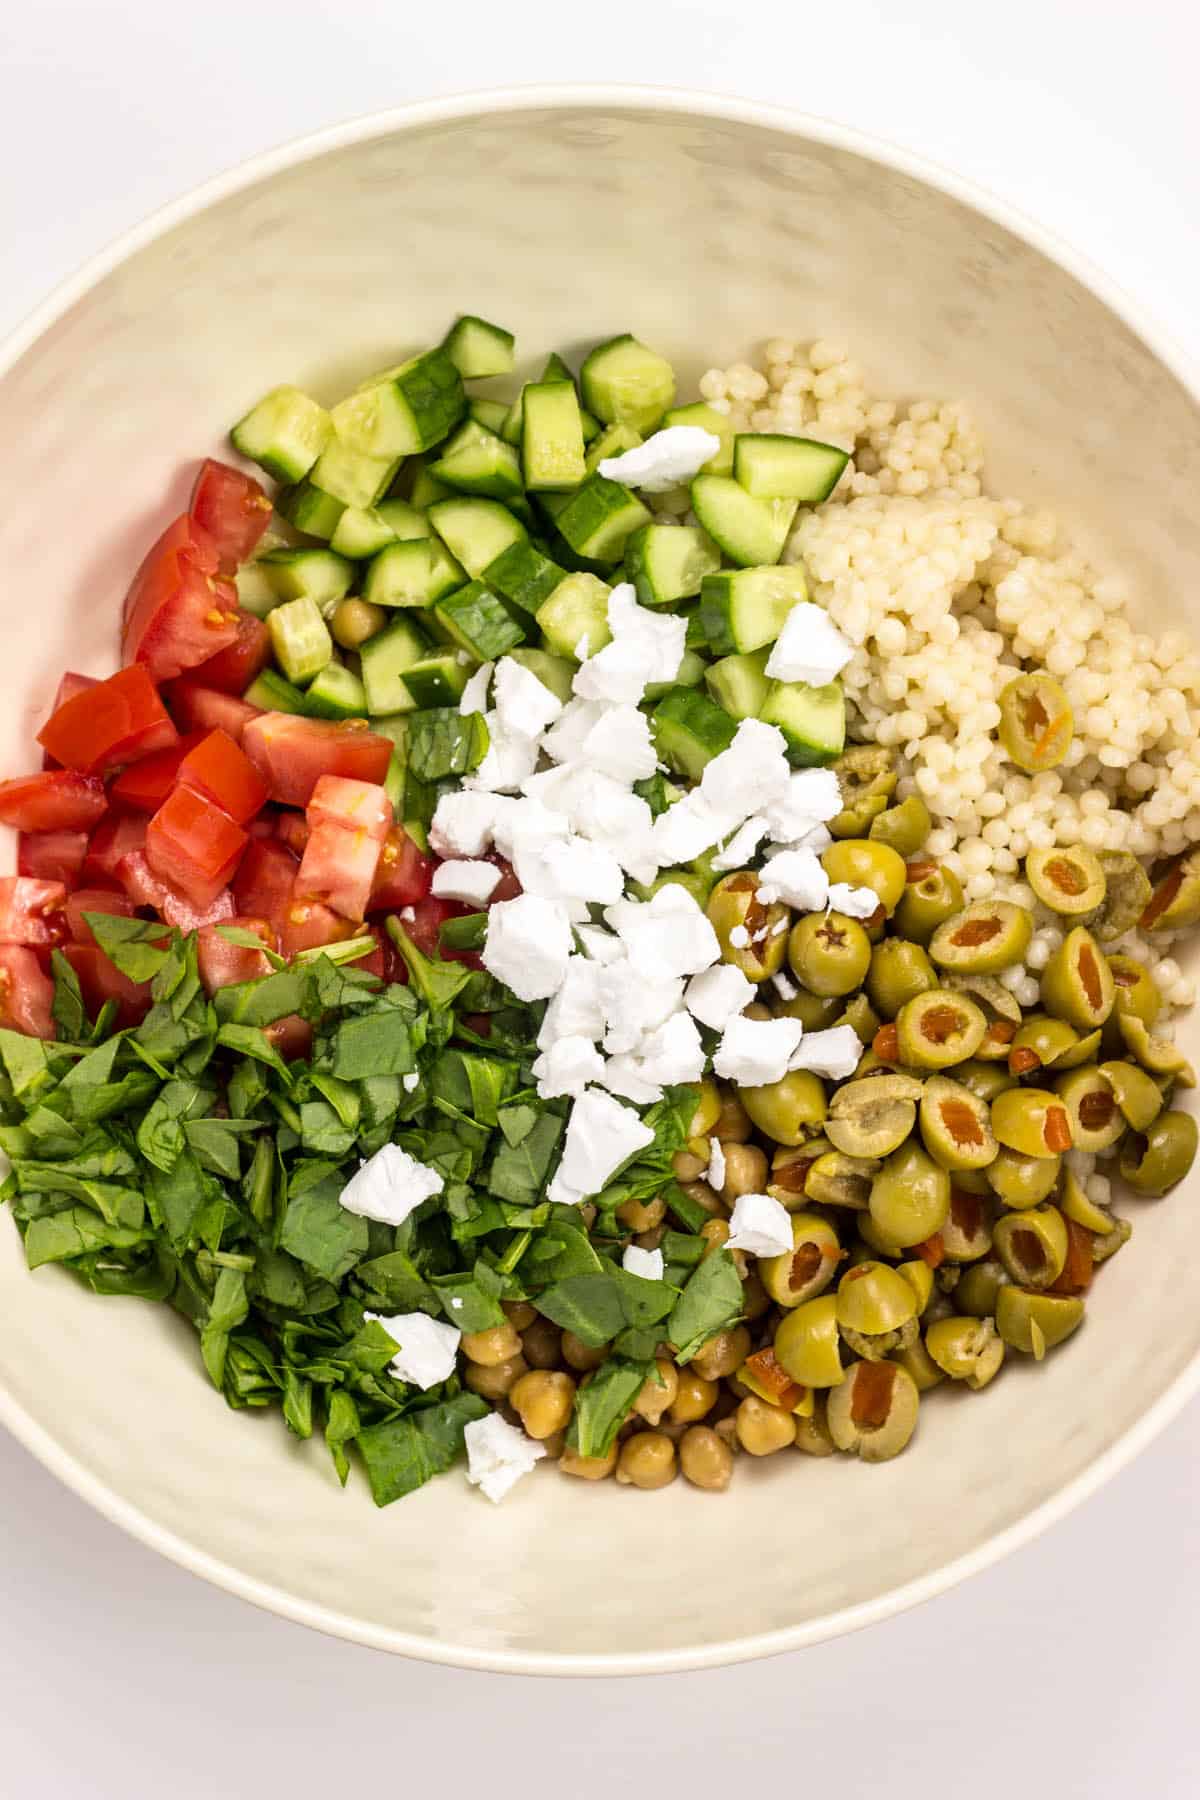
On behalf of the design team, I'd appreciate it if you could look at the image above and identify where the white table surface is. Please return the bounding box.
[3,3,1199,1793]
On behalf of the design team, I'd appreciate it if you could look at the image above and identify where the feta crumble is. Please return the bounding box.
[827,881,881,920]
[763,766,843,843]
[492,656,563,739]
[532,1034,606,1099]
[429,790,498,859]
[713,1014,804,1087]
[578,703,658,783]
[788,1023,863,1080]
[712,815,770,871]
[772,969,799,1001]
[622,1243,666,1280]
[707,1135,726,1192]
[726,1191,794,1257]
[481,893,573,1000]
[765,601,854,685]
[596,425,722,493]
[464,1413,545,1503]
[685,963,755,1030]
[458,660,494,717]
[755,847,829,910]
[551,1087,655,1201]
[604,883,720,979]
[466,714,541,794]
[339,1143,444,1226]
[430,859,501,906]
[365,1310,460,1390]
[573,584,685,705]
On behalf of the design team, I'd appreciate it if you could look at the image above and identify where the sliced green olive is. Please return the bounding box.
[1053,1065,1125,1152]
[803,1150,877,1210]
[895,990,988,1070]
[778,988,844,1031]
[1040,925,1114,1030]
[995,1286,1084,1358]
[1099,1059,1164,1131]
[707,871,789,981]
[825,1073,922,1158]
[1059,1168,1116,1236]
[894,1338,945,1392]
[897,1259,935,1314]
[997,671,1073,772]
[1103,956,1162,1058]
[835,1260,919,1337]
[943,972,1023,1024]
[1140,847,1200,931]
[837,993,880,1043]
[1119,1110,1199,1195]
[929,902,1034,975]
[955,1256,1010,1318]
[773,1294,845,1388]
[940,1184,994,1262]
[1092,1216,1132,1264]
[894,864,964,945]
[829,746,897,839]
[740,1069,827,1147]
[1087,852,1152,943]
[1025,845,1106,915]
[793,1401,837,1456]
[788,911,872,996]
[918,1075,998,1172]
[689,1078,722,1139]
[991,1087,1074,1158]
[866,937,937,1019]
[869,794,932,858]
[760,1211,843,1307]
[1008,1013,1082,1078]
[826,1359,919,1461]
[993,1205,1068,1289]
[955,1059,1018,1103]
[925,1315,1005,1389]
[1118,1015,1197,1087]
[822,838,908,914]
[987,1146,1062,1209]
[867,1141,951,1249]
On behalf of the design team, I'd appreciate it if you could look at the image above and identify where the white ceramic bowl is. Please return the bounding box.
[2,88,1199,1676]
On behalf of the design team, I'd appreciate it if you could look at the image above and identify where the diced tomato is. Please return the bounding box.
[278,894,356,959]
[0,771,107,834]
[37,665,177,777]
[116,850,235,931]
[109,732,205,812]
[307,776,392,841]
[176,729,270,826]
[369,825,434,911]
[122,513,241,683]
[189,459,273,572]
[264,1013,314,1060]
[41,673,100,769]
[191,611,272,695]
[0,944,56,1038]
[18,829,88,888]
[247,814,277,839]
[275,811,310,857]
[61,943,151,1030]
[83,813,147,885]
[403,895,464,958]
[0,878,67,947]
[145,785,247,910]
[241,713,392,807]
[197,916,276,995]
[483,853,521,904]
[163,678,263,744]
[357,927,400,983]
[65,887,135,944]
[232,839,299,924]
[297,817,383,922]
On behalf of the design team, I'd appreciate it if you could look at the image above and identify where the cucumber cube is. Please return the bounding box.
[377,497,433,541]
[468,397,511,434]
[535,573,612,660]
[651,688,738,781]
[555,475,651,563]
[428,497,527,578]
[430,421,524,500]
[699,565,809,656]
[409,463,453,510]
[235,562,283,620]
[759,679,846,766]
[442,315,516,380]
[363,540,434,608]
[690,475,798,568]
[330,505,402,560]
[305,662,368,720]
[401,654,472,709]
[243,668,309,714]
[268,596,334,686]
[663,402,735,476]
[331,348,466,457]
[645,647,706,700]
[309,437,399,508]
[734,433,850,503]
[705,649,771,720]
[259,548,355,606]
[584,421,642,475]
[522,380,587,491]
[434,582,527,662]
[580,335,676,434]
[506,648,576,704]
[231,385,331,483]
[359,615,430,715]
[483,541,567,615]
[625,524,722,606]
[277,480,346,542]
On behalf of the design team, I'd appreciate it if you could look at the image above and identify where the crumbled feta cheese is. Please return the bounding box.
[553,1087,655,1199]
[713,1014,804,1086]
[755,848,830,910]
[492,656,563,739]
[827,881,881,920]
[464,1413,545,1503]
[578,703,658,783]
[772,969,798,1001]
[707,1135,726,1192]
[729,924,750,949]
[597,961,685,1053]
[532,1034,607,1098]
[651,790,727,865]
[430,859,501,906]
[536,955,606,1048]
[597,425,722,493]
[788,1023,863,1080]
[481,893,573,1000]
[515,832,625,918]
[573,584,685,705]
[603,883,720,979]
[765,601,854,685]
[429,790,498,859]
[574,634,590,661]
[525,766,659,884]
[575,922,624,965]
[598,1055,665,1105]
[793,822,834,854]
[402,1072,420,1092]
[633,1009,706,1085]
[712,815,770,871]
[339,1143,444,1226]
[458,660,494,717]
[365,1310,461,1390]
[488,794,570,864]
[622,1244,666,1280]
[700,719,791,825]
[685,963,756,1030]
[541,698,606,766]
[466,714,542,793]
[763,768,843,844]
[726,1191,794,1257]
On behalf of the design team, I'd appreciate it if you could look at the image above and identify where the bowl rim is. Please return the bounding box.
[3,82,1199,1678]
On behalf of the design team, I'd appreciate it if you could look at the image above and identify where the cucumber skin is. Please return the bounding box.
[690,476,797,569]
[704,650,771,721]
[625,524,721,607]
[759,679,846,767]
[651,687,738,781]
[698,566,807,656]
[535,573,613,661]
[442,315,516,380]
[434,582,527,662]
[555,475,652,563]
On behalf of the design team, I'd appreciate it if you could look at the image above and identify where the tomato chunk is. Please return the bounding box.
[369,825,434,911]
[0,944,56,1038]
[163,678,263,744]
[275,811,310,857]
[358,926,400,983]
[264,1013,315,1060]
[0,771,107,834]
[403,895,466,958]
[37,665,177,776]
[197,916,277,995]
[189,459,273,572]
[0,878,67,946]
[297,818,383,922]
[241,713,392,807]
[145,786,247,909]
[307,776,392,840]
[232,839,299,924]
[65,887,135,944]
[278,893,356,958]
[177,728,270,826]
[116,850,235,931]
[61,943,151,1030]
[123,513,242,682]
[110,732,205,812]
[18,829,89,888]
[83,812,147,885]
[190,609,272,696]
[41,673,100,769]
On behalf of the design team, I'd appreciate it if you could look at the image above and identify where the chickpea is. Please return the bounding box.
[616,1431,678,1489]
[718,1142,769,1204]
[540,1430,566,1459]
[714,1415,740,1450]
[672,1150,707,1183]
[691,1325,752,1382]
[510,1369,576,1439]
[715,1091,753,1142]
[464,1354,527,1400]
[562,1331,609,1372]
[634,1359,680,1426]
[503,1300,536,1331]
[559,1443,617,1481]
[461,1322,522,1367]
[617,1194,667,1232]
[743,1001,772,1021]
[330,596,387,649]
[680,1425,735,1491]
[676,1180,723,1219]
[736,1394,798,1456]
[740,1270,772,1320]
[700,1218,731,1258]
[520,1316,562,1370]
[670,1368,720,1423]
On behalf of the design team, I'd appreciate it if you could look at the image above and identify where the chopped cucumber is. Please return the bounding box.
[663,402,734,476]
[430,421,524,500]
[235,562,282,620]
[268,596,333,686]
[331,348,466,457]
[259,548,355,606]
[483,540,566,615]
[690,476,798,567]
[507,647,576,703]
[540,352,575,385]
[434,581,527,662]
[555,475,651,563]
[585,422,641,475]
[705,649,771,720]
[362,538,464,609]
[329,504,401,560]
[522,380,587,491]
[385,748,406,816]
[499,388,526,448]
[277,480,346,542]
[535,573,612,660]
[371,713,412,752]
[651,688,738,780]
[645,647,706,700]
[468,397,511,434]
[401,654,471,708]
[759,680,846,766]
[580,335,676,434]
[698,564,808,655]
[305,662,368,720]
[579,408,602,445]
[243,668,309,714]
[377,498,433,540]
[734,433,850,503]
[428,497,527,578]
[442,315,515,380]
[409,463,452,510]
[625,524,721,606]
[359,615,429,715]
[309,437,399,509]
[231,385,331,483]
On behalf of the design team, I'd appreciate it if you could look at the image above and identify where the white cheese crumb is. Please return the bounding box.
[458,660,494,717]
[573,584,685,705]
[685,963,755,1030]
[632,1009,706,1086]
[465,713,541,794]
[707,1135,726,1192]
[430,859,502,906]
[603,884,720,979]
[464,1413,546,1503]
[598,1055,665,1105]
[597,425,722,493]
[537,956,606,1048]
[651,790,727,865]
[597,961,685,1053]
[553,1087,655,1200]
[755,847,830,910]
[729,924,750,949]
[429,790,498,859]
[725,1191,794,1257]
[793,822,834,854]
[481,893,573,1000]
[578,703,658,783]
[763,767,843,844]
[492,656,563,739]
[772,969,799,1001]
[827,881,881,920]
[339,1143,444,1226]
[532,1034,606,1098]
[575,922,624,965]
[541,697,607,766]
[788,1023,863,1080]
[402,1072,420,1092]
[622,1244,666,1280]
[713,1014,804,1087]
[699,719,791,825]
[764,601,854,685]
[365,1310,461,1390]
[712,815,770,871]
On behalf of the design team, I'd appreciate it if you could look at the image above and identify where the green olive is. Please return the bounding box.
[1117,1015,1197,1087]
[866,1141,951,1249]
[765,1142,827,1208]
[1040,925,1115,1030]
[802,1150,877,1210]
[773,1294,845,1388]
[1053,1065,1125,1152]
[1092,1216,1133,1264]
[837,993,880,1043]
[866,938,937,1019]
[829,746,897,839]
[778,989,843,1031]
[1025,845,1106,915]
[929,902,1034,975]
[1141,846,1200,931]
[689,1078,722,1139]
[918,1075,998,1171]
[993,1205,1068,1289]
[990,1087,1074,1158]
[939,1184,994,1262]
[330,596,388,650]
[894,1337,946,1392]
[788,912,871,997]
[760,1211,843,1307]
[1009,1013,1083,1078]
[869,794,932,858]
[955,1059,1018,1103]
[1103,955,1162,1056]
[835,1260,919,1338]
[826,1360,919,1461]
[793,1401,838,1456]
[897,1259,935,1313]
[822,839,907,914]
[997,671,1073,771]
[825,1073,923,1158]
[1087,852,1153,943]
[955,1256,1010,1317]
[995,1285,1084,1358]
[925,1315,1005,1389]
[893,864,965,945]
[895,990,987,1070]
[1059,1168,1114,1236]
[740,1069,827,1147]
[986,1146,1062,1209]
[1119,1110,1199,1195]
[706,872,789,981]
[1098,1059,1164,1131]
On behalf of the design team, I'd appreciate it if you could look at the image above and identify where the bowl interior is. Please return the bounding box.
[1,96,1198,1672]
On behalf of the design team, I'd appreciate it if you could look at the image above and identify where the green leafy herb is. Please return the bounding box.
[567,1358,653,1457]
[406,708,490,782]
[83,913,171,983]
[356,1393,488,1506]
[668,1250,744,1362]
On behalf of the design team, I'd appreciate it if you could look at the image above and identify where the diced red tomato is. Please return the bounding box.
[109,732,205,812]
[65,887,135,944]
[241,713,392,807]
[247,814,277,839]
[297,819,383,922]
[0,944,56,1038]
[41,673,99,769]
[197,916,276,995]
[37,665,178,777]
[0,771,107,834]
[403,895,465,958]
[232,839,299,924]
[189,459,273,572]
[278,894,356,959]
[369,825,434,912]
[264,1013,315,1060]
[163,678,262,744]
[307,776,392,841]
[275,811,310,857]
[83,813,147,885]
[0,878,67,947]
[176,729,270,826]
[357,927,400,983]
[61,943,152,1030]
[116,850,235,931]
[122,513,241,683]
[191,610,272,696]
[483,853,521,903]
[145,785,247,910]
[18,829,88,888]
